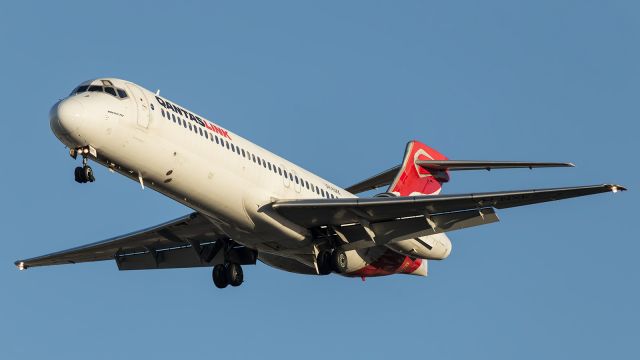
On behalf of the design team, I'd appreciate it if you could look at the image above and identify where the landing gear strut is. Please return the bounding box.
[212,263,244,289]
[72,147,95,183]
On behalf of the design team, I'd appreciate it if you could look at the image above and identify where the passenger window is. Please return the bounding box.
[204,131,209,139]
[241,149,245,157]
[230,143,235,152]
[289,173,293,181]
[188,123,193,131]
[283,170,288,178]
[268,162,272,171]
[215,136,220,144]
[161,109,165,117]
[104,87,117,96]
[278,168,282,176]
[198,127,203,136]
[225,141,230,150]
[295,176,299,184]
[252,154,256,163]
[117,89,128,98]
[183,120,187,128]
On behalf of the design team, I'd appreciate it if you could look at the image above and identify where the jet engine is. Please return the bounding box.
[385,233,452,260]
[330,246,427,277]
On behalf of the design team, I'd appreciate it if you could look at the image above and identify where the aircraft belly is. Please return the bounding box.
[258,252,317,275]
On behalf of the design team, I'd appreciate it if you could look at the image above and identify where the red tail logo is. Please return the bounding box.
[387,140,449,196]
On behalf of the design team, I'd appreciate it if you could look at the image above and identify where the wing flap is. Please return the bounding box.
[337,208,499,250]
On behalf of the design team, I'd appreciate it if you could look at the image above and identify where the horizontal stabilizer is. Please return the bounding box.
[346,161,575,194]
[416,160,574,171]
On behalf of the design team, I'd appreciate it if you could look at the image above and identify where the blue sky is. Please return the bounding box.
[1,1,637,358]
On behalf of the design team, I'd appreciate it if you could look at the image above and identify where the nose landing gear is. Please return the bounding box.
[71,146,96,183]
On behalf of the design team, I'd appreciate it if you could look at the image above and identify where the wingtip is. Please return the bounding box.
[566,162,576,167]
[609,184,627,193]
[15,261,26,270]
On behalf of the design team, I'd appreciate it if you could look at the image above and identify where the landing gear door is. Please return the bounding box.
[126,83,150,129]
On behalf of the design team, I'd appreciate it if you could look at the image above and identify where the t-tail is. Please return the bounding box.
[345,140,576,196]
[387,141,449,196]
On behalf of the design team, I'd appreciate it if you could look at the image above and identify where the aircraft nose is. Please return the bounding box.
[50,98,85,137]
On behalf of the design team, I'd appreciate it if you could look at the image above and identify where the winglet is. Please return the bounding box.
[15,261,26,271]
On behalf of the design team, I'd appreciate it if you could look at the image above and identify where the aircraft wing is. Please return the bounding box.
[272,184,625,231]
[15,212,256,270]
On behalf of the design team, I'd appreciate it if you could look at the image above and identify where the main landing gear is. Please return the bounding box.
[212,263,244,289]
[316,248,348,275]
[71,146,95,183]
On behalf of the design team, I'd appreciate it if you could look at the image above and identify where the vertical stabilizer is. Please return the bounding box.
[387,140,449,196]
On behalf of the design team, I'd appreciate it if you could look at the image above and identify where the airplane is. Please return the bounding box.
[15,78,626,288]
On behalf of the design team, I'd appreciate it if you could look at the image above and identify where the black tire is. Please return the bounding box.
[316,250,332,275]
[212,264,228,288]
[74,167,84,183]
[83,166,95,182]
[332,249,348,274]
[226,263,243,287]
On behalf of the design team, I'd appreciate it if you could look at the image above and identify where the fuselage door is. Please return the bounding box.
[291,169,302,193]
[282,165,291,188]
[125,83,150,129]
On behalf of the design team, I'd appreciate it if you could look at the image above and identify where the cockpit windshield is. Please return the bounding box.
[71,84,128,99]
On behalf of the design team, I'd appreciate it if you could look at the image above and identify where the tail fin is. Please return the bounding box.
[387,140,449,196]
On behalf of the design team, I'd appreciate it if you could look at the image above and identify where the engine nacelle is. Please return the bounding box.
[333,246,427,277]
[386,233,452,260]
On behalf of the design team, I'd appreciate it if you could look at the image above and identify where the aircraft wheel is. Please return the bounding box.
[212,264,228,288]
[316,250,332,275]
[74,167,84,183]
[83,165,95,182]
[332,248,348,274]
[226,263,243,287]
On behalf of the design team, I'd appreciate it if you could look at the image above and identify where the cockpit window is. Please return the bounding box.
[72,85,89,95]
[72,83,129,99]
